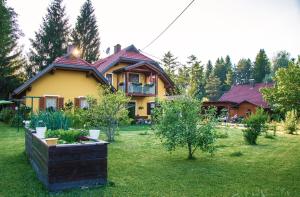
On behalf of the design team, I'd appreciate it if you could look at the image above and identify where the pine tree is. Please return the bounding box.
[205,60,213,80]
[162,51,178,81]
[253,49,271,83]
[205,74,221,101]
[0,0,24,99]
[213,57,227,84]
[187,55,205,99]
[29,0,70,70]
[71,0,100,63]
[236,58,252,84]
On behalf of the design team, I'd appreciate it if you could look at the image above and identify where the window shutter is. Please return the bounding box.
[147,103,151,115]
[39,97,45,110]
[58,97,64,109]
[74,98,80,108]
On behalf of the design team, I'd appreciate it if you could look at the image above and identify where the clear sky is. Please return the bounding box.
[7,0,300,65]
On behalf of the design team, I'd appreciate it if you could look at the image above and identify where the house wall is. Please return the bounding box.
[104,63,167,118]
[229,102,257,118]
[25,69,102,112]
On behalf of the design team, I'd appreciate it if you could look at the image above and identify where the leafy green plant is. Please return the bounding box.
[0,108,15,123]
[46,129,88,144]
[30,110,71,130]
[284,110,298,134]
[243,108,268,145]
[152,96,217,159]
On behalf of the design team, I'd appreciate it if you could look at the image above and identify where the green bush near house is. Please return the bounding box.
[284,110,298,134]
[243,108,268,145]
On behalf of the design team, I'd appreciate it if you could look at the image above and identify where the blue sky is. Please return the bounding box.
[8,0,300,65]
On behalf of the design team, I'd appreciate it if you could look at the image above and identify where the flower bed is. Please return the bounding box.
[25,127,108,191]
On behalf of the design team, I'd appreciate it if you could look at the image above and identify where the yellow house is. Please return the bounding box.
[13,53,111,112]
[13,44,174,119]
[92,44,174,119]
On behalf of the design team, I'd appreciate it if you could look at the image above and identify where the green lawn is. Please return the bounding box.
[0,123,300,196]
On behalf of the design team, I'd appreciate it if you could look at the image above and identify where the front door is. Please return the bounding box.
[128,102,136,120]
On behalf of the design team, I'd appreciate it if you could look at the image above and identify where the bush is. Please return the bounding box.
[243,108,268,145]
[46,129,88,144]
[284,110,298,134]
[0,109,15,123]
[30,110,72,130]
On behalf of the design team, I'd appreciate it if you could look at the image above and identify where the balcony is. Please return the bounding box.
[118,82,156,96]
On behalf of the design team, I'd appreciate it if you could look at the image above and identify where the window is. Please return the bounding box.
[80,98,89,109]
[46,97,57,110]
[106,73,113,84]
[147,102,156,115]
[129,73,139,83]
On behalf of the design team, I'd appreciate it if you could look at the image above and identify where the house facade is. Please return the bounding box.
[13,44,174,118]
[203,83,273,119]
[92,44,174,119]
[13,54,110,112]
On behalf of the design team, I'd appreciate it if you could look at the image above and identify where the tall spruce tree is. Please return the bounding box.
[29,0,70,70]
[205,74,221,101]
[187,55,205,99]
[253,49,271,83]
[162,51,178,81]
[71,0,100,63]
[205,60,213,80]
[0,0,24,99]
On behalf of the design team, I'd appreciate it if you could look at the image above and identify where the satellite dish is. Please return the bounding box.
[106,47,110,55]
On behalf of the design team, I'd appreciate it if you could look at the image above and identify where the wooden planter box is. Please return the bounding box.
[25,128,108,191]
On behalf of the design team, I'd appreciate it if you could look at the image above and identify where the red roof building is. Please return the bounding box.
[203,82,273,119]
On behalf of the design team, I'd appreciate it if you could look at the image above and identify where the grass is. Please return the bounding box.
[0,123,300,196]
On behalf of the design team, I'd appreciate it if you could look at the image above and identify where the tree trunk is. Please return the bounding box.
[188,143,193,159]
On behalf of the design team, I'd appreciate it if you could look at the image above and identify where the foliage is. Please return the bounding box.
[29,110,71,130]
[84,86,130,142]
[0,0,24,99]
[29,0,70,70]
[46,129,88,143]
[273,51,290,71]
[253,49,271,83]
[236,58,252,84]
[204,74,221,101]
[0,108,15,123]
[261,62,300,114]
[284,110,298,134]
[71,0,100,63]
[162,51,179,82]
[0,105,30,127]
[205,60,213,80]
[187,55,205,99]
[243,108,268,145]
[215,130,229,139]
[152,96,217,159]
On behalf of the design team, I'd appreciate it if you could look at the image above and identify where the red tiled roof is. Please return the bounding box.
[93,45,153,72]
[219,83,274,108]
[54,55,91,67]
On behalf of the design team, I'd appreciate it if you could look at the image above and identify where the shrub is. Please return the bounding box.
[30,110,72,130]
[46,129,88,144]
[284,110,298,134]
[0,109,15,123]
[243,108,268,145]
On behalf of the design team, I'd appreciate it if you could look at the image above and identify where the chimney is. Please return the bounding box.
[114,44,121,54]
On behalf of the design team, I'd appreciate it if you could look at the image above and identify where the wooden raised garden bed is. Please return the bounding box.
[25,127,108,191]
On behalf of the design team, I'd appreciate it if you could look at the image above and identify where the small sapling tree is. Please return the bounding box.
[152,96,217,159]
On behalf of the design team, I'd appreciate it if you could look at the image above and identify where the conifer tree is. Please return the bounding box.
[236,58,252,84]
[0,0,24,99]
[205,60,213,80]
[72,0,100,63]
[187,55,205,99]
[253,49,271,83]
[162,51,178,81]
[29,0,70,70]
[213,57,227,84]
[205,74,221,101]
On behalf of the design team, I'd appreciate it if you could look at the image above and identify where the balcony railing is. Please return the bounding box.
[118,82,156,96]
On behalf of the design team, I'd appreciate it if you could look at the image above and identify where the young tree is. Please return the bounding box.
[273,51,290,72]
[253,49,271,83]
[261,62,300,114]
[205,74,221,101]
[0,0,24,99]
[236,58,252,84]
[162,51,178,81]
[29,0,70,70]
[187,55,205,99]
[87,86,130,142]
[153,97,217,159]
[71,0,100,63]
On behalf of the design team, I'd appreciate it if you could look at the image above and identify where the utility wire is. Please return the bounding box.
[139,49,164,64]
[142,0,196,50]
